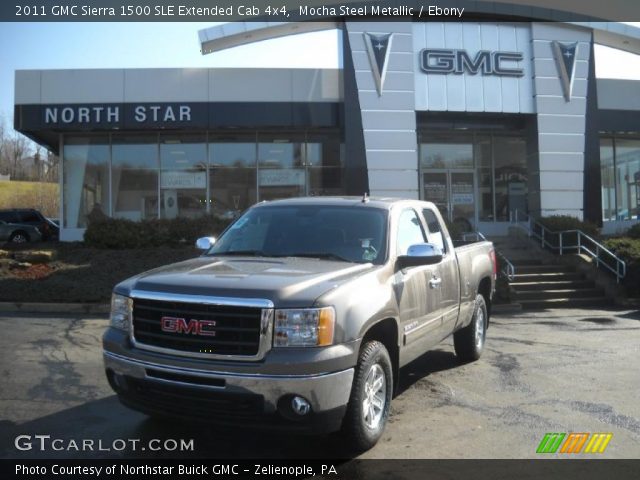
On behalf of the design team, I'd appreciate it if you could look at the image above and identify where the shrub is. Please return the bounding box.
[84,216,232,249]
[537,215,599,237]
[602,237,640,295]
[626,223,640,239]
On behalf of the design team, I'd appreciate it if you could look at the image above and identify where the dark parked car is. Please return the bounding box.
[0,220,42,244]
[0,209,59,240]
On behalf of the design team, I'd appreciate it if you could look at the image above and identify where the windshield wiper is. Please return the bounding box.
[286,252,353,262]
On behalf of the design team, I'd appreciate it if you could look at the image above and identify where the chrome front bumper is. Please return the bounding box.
[104,351,354,415]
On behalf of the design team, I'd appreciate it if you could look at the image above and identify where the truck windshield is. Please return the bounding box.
[207,205,388,264]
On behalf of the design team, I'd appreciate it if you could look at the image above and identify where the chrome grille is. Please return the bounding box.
[129,292,273,360]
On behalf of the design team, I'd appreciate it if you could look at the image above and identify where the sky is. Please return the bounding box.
[1,21,640,131]
[0,22,340,124]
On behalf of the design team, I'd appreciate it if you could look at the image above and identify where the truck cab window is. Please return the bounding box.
[423,208,446,253]
[396,209,426,255]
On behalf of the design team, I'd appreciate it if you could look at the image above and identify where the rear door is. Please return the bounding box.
[421,206,461,340]
[0,211,20,224]
[394,208,444,360]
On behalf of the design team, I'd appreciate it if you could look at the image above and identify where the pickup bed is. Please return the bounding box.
[103,197,495,450]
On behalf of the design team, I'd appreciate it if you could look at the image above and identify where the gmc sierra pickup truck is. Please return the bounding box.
[103,197,496,450]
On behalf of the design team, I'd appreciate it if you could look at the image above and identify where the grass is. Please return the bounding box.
[0,243,199,303]
[0,180,59,217]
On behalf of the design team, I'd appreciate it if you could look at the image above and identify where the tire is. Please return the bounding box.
[9,231,29,244]
[454,294,488,362]
[341,340,393,452]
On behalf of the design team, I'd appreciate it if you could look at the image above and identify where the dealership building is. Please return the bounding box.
[13,16,640,241]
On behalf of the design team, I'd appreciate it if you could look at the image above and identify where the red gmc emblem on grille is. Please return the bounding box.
[160,316,217,337]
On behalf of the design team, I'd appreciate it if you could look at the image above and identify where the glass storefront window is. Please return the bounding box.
[420,136,474,169]
[419,132,528,224]
[62,131,346,230]
[63,136,109,228]
[493,137,527,222]
[112,135,158,221]
[614,139,640,221]
[306,132,343,168]
[209,136,257,220]
[258,133,306,200]
[160,134,206,219]
[476,136,493,221]
[600,138,616,221]
[307,131,344,195]
[602,137,640,221]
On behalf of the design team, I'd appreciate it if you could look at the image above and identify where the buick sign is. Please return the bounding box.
[420,49,524,77]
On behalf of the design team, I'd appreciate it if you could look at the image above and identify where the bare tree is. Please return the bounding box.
[46,150,60,182]
[33,145,42,180]
[10,132,30,179]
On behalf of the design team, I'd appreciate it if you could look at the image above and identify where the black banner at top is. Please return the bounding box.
[4,0,640,22]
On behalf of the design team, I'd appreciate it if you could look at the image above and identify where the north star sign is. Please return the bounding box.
[420,49,524,77]
[44,104,192,124]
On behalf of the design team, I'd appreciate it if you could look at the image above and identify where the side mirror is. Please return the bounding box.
[195,236,216,251]
[397,243,443,269]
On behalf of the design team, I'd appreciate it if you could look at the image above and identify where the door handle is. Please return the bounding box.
[429,277,442,288]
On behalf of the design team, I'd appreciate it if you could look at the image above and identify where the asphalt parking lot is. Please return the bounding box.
[0,307,638,459]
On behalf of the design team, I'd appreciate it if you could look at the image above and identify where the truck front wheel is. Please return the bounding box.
[454,294,488,362]
[341,340,393,452]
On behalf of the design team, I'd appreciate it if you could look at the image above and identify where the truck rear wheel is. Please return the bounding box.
[341,340,393,452]
[454,294,487,362]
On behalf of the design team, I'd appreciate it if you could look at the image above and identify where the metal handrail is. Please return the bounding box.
[512,210,626,283]
[460,231,515,281]
[496,250,515,282]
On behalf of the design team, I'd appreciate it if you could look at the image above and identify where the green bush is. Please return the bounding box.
[602,237,640,295]
[538,215,599,237]
[84,216,232,249]
[626,223,640,239]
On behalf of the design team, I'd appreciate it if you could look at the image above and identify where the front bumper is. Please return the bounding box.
[104,351,354,433]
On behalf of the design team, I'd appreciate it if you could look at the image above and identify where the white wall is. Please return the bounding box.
[15,68,342,105]
[413,22,535,113]
[346,21,419,199]
[530,23,592,220]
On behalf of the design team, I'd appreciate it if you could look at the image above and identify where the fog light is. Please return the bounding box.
[291,396,311,416]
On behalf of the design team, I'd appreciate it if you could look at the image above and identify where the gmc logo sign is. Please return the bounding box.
[161,316,216,337]
[420,49,524,77]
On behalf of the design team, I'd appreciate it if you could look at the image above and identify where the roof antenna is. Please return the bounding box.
[361,192,369,203]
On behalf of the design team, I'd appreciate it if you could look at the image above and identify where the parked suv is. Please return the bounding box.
[0,209,58,240]
[0,220,42,244]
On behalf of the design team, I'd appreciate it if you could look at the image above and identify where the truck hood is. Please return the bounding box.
[119,255,376,307]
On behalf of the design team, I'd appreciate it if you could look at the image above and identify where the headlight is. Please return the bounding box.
[110,294,132,331]
[274,307,335,347]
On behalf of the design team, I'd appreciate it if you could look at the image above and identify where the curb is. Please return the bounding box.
[492,303,523,314]
[0,303,110,314]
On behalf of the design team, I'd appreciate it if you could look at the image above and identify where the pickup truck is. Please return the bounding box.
[103,197,496,451]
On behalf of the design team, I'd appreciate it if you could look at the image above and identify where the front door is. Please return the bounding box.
[422,170,476,231]
[394,208,444,363]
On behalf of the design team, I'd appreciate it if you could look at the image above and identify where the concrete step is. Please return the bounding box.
[510,279,596,291]
[515,265,574,274]
[512,272,585,283]
[515,288,605,301]
[508,258,544,266]
[519,297,613,310]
